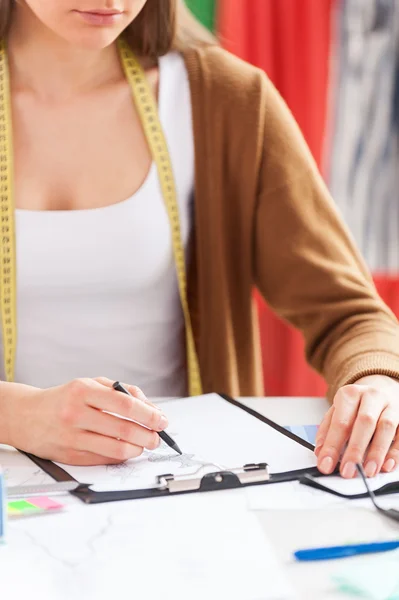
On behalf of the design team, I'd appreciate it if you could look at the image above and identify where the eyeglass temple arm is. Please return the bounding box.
[356,464,380,510]
[357,463,399,523]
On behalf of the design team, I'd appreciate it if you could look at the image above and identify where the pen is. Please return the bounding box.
[112,381,182,455]
[293,540,399,562]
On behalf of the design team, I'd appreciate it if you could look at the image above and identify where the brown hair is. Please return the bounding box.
[0,0,216,59]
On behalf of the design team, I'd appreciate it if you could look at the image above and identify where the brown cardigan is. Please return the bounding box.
[182,45,399,399]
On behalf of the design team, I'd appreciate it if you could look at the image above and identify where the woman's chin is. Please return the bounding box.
[57,28,125,51]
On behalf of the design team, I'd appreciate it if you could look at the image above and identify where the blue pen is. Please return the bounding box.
[294,540,399,561]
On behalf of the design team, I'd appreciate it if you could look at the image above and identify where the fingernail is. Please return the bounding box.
[364,461,377,478]
[158,415,168,430]
[342,462,356,479]
[319,456,334,474]
[314,445,322,457]
[384,458,396,473]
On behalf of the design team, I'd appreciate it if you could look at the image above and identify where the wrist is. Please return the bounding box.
[0,381,13,445]
[354,374,399,388]
[0,381,38,446]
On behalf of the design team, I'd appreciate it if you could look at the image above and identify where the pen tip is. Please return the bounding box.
[174,444,183,456]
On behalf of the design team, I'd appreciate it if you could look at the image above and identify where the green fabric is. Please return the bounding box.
[184,0,216,32]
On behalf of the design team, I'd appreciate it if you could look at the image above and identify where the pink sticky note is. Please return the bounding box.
[26,497,64,511]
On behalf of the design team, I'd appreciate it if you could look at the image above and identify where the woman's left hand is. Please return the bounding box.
[315,375,399,478]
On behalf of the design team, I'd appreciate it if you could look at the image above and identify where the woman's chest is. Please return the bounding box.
[12,82,152,211]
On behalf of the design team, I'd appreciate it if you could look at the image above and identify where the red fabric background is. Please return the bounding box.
[218,0,334,395]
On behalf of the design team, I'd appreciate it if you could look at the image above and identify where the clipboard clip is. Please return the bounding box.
[157,463,269,494]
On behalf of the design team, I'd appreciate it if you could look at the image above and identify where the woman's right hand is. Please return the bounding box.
[1,377,167,465]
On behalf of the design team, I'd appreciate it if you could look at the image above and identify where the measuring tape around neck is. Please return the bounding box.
[0,39,16,384]
[0,37,202,396]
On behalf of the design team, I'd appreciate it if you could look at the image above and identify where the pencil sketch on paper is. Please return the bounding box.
[146,435,211,469]
[105,462,140,483]
[102,431,215,488]
[147,452,205,469]
[63,420,227,491]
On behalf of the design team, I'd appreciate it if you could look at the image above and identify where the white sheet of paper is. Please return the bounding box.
[246,480,347,511]
[0,444,55,488]
[246,470,399,511]
[3,490,296,600]
[56,393,317,491]
[314,470,399,496]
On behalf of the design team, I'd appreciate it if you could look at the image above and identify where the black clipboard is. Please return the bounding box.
[23,394,324,504]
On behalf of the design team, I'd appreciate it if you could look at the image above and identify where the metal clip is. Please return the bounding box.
[157,463,269,494]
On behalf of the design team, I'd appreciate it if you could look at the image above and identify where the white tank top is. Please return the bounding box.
[0,52,194,396]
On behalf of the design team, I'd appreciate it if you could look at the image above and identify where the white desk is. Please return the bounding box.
[1,396,397,600]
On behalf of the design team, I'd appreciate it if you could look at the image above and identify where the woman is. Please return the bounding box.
[0,0,398,480]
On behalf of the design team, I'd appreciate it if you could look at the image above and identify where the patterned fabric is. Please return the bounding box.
[328,0,399,273]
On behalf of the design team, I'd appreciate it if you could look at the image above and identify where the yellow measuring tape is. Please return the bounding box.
[0,37,202,396]
[0,40,16,385]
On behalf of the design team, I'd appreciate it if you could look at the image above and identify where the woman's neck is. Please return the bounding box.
[7,4,123,100]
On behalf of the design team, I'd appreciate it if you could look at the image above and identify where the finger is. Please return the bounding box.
[340,390,386,478]
[125,384,162,411]
[75,431,144,462]
[317,386,362,475]
[383,431,399,473]
[93,377,161,410]
[315,406,334,456]
[363,410,398,477]
[77,407,160,450]
[74,379,168,431]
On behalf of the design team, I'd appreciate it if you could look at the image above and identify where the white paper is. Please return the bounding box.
[3,490,296,600]
[315,470,399,496]
[0,444,55,488]
[333,550,399,600]
[247,470,399,511]
[56,393,317,491]
[246,480,347,511]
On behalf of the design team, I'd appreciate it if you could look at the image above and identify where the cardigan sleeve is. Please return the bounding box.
[253,74,399,399]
